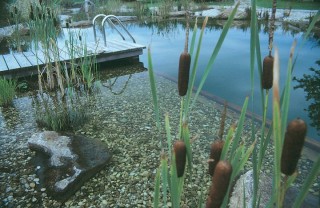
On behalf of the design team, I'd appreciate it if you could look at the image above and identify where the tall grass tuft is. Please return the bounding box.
[0,77,16,107]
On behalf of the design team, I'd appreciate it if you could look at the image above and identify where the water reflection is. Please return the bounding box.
[100,60,146,95]
[294,60,320,136]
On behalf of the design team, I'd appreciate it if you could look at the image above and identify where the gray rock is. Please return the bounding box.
[28,131,112,202]
[229,170,319,208]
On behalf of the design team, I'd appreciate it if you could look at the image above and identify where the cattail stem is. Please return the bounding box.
[268,0,277,54]
[184,11,189,53]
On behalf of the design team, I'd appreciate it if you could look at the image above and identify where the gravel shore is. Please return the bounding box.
[1,67,319,207]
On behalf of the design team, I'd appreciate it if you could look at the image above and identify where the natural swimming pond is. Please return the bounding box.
[1,14,320,206]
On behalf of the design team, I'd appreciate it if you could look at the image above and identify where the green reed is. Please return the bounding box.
[0,77,16,107]
[33,90,89,131]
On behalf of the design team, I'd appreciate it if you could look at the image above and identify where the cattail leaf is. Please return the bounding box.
[182,123,193,173]
[153,166,161,208]
[220,125,235,160]
[293,156,320,208]
[190,1,240,111]
[272,48,282,206]
[161,155,168,206]
[185,17,208,117]
[147,47,160,130]
[280,40,296,141]
[230,96,249,155]
[233,141,255,175]
[165,114,172,159]
[170,154,180,208]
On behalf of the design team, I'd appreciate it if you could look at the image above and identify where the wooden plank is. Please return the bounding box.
[0,55,8,71]
[23,51,43,65]
[33,50,46,64]
[13,53,33,68]
[58,49,71,61]
[3,54,20,70]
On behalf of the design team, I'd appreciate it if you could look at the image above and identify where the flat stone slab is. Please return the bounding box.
[28,131,112,201]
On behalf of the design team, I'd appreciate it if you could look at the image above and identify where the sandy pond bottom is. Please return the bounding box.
[0,65,319,207]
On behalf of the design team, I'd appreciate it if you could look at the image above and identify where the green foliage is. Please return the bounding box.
[0,77,16,107]
[294,61,320,134]
[33,91,90,131]
[148,1,320,208]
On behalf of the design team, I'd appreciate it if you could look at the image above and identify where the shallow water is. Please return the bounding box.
[0,62,319,206]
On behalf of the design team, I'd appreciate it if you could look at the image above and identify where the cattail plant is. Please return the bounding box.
[208,140,224,176]
[178,12,191,96]
[206,160,232,208]
[174,140,187,177]
[262,0,276,90]
[262,55,274,89]
[281,118,307,175]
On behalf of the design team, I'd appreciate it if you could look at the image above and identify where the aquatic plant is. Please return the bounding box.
[148,1,320,207]
[33,91,90,131]
[0,77,16,107]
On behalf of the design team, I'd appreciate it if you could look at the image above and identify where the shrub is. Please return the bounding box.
[0,77,16,107]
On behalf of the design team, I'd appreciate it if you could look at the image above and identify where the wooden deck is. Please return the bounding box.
[0,40,145,78]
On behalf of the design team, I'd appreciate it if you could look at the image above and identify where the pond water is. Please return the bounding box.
[118,19,320,142]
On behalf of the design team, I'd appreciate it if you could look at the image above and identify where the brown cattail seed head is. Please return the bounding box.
[174,140,187,178]
[208,140,224,176]
[206,160,232,208]
[262,55,274,90]
[178,52,191,96]
[281,118,307,175]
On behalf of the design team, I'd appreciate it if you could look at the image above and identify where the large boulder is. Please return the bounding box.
[28,131,112,202]
[229,170,319,208]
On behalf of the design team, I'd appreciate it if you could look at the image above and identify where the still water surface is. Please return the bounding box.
[107,20,320,141]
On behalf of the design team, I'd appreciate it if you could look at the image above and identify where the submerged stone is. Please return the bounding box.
[28,131,112,202]
[229,170,319,208]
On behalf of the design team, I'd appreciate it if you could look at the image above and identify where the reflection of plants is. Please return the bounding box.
[102,75,132,95]
[0,77,16,107]
[294,60,320,135]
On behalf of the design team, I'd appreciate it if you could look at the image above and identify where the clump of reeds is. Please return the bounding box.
[281,118,307,175]
[206,160,232,208]
[174,140,187,177]
[33,91,89,131]
[0,77,16,107]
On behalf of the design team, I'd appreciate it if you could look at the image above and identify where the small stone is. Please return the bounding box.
[29,183,36,188]
[41,188,46,192]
